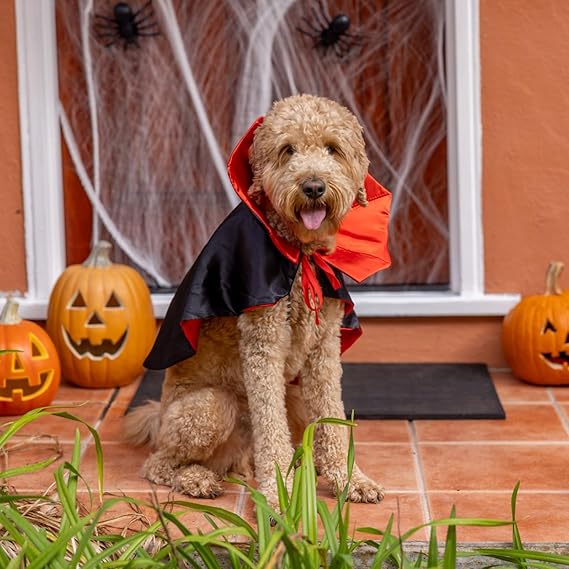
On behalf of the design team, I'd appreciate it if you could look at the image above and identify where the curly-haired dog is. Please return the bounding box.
[125,94,386,507]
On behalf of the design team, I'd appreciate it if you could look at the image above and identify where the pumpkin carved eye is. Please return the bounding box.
[105,292,123,309]
[69,291,87,309]
[543,319,557,334]
[30,333,48,359]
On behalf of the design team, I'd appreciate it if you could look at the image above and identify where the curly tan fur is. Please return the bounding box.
[124,94,384,507]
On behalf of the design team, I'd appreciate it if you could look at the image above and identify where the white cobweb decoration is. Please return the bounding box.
[57,0,448,289]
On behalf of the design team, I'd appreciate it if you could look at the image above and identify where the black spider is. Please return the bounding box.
[297,3,364,58]
[93,1,160,49]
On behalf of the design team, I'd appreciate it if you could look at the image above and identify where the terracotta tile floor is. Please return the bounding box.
[2,370,569,544]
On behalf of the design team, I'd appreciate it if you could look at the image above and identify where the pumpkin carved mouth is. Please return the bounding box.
[0,371,53,401]
[541,352,569,369]
[62,326,128,361]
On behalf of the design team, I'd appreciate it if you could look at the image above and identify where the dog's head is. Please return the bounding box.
[249,94,369,249]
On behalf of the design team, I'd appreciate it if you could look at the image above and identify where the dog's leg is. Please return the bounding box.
[140,387,237,498]
[237,299,293,507]
[300,301,384,504]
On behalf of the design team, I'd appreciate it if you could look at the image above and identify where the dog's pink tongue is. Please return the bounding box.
[300,207,327,230]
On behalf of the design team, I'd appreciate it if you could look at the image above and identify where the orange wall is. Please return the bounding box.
[0,0,26,293]
[1,2,568,365]
[481,0,569,295]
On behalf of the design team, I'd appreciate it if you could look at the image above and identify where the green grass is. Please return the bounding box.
[0,409,567,568]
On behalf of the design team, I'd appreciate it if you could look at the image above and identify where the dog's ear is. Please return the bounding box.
[356,186,368,207]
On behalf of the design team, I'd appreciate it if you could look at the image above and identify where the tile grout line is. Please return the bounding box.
[407,421,431,539]
[499,400,565,406]
[417,440,569,446]
[79,388,120,461]
[234,486,247,516]
[547,389,569,439]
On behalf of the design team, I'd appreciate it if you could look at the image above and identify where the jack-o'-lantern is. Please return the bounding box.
[502,261,569,385]
[0,298,61,415]
[46,241,156,388]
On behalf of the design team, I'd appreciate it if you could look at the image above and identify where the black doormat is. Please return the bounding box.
[127,363,505,420]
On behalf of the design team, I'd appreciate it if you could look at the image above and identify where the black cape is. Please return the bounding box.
[143,202,361,370]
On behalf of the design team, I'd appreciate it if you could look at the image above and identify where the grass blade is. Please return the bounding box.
[6,540,28,569]
[427,521,439,567]
[0,454,61,480]
[169,500,257,539]
[317,499,339,556]
[370,514,394,569]
[256,529,284,568]
[300,423,318,545]
[473,548,569,565]
[511,481,526,569]
[443,506,457,569]
[0,506,59,567]
[275,462,290,517]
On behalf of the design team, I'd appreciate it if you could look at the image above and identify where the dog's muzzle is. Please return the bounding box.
[299,178,327,230]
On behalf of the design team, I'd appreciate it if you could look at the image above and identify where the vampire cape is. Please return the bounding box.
[144,117,392,371]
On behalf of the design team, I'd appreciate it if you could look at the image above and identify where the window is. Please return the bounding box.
[15,0,519,319]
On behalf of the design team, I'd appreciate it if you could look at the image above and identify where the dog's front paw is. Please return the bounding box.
[343,473,385,504]
[173,464,224,499]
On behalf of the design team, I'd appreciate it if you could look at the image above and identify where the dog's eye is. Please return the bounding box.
[280,145,295,157]
[325,144,339,155]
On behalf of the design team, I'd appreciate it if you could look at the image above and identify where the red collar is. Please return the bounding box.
[227,117,392,282]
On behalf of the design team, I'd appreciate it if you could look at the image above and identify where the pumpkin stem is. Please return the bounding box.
[83,241,113,268]
[544,261,564,295]
[0,297,22,325]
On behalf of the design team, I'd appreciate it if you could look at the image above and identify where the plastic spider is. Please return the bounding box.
[93,1,160,49]
[297,2,364,58]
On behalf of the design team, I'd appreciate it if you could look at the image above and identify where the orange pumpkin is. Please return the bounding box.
[502,261,569,385]
[0,298,61,415]
[46,241,156,388]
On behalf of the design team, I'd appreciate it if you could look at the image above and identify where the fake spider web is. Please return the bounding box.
[57,0,448,289]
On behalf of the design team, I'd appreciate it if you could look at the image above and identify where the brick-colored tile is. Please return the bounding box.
[415,404,568,442]
[53,381,115,404]
[0,402,106,443]
[421,443,569,492]
[1,442,77,491]
[354,444,419,492]
[97,404,129,443]
[353,420,411,444]
[491,372,550,402]
[326,492,426,541]
[550,386,569,402]
[429,491,569,543]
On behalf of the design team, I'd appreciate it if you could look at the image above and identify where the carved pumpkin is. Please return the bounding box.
[46,241,156,388]
[0,298,61,415]
[502,261,569,385]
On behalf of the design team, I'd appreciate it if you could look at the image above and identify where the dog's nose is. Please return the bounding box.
[302,179,326,199]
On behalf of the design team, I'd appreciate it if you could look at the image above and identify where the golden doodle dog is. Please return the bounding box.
[125,94,390,508]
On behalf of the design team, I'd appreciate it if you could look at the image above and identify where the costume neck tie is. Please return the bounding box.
[300,253,341,324]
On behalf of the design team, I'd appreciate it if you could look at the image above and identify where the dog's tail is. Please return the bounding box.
[123,401,161,448]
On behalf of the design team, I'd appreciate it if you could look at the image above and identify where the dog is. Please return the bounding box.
[125,94,387,508]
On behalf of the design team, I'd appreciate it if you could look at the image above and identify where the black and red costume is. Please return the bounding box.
[144,117,392,371]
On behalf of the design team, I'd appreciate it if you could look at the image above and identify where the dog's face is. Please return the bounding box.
[250,94,369,247]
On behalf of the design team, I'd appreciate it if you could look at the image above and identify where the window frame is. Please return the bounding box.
[13,0,519,319]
